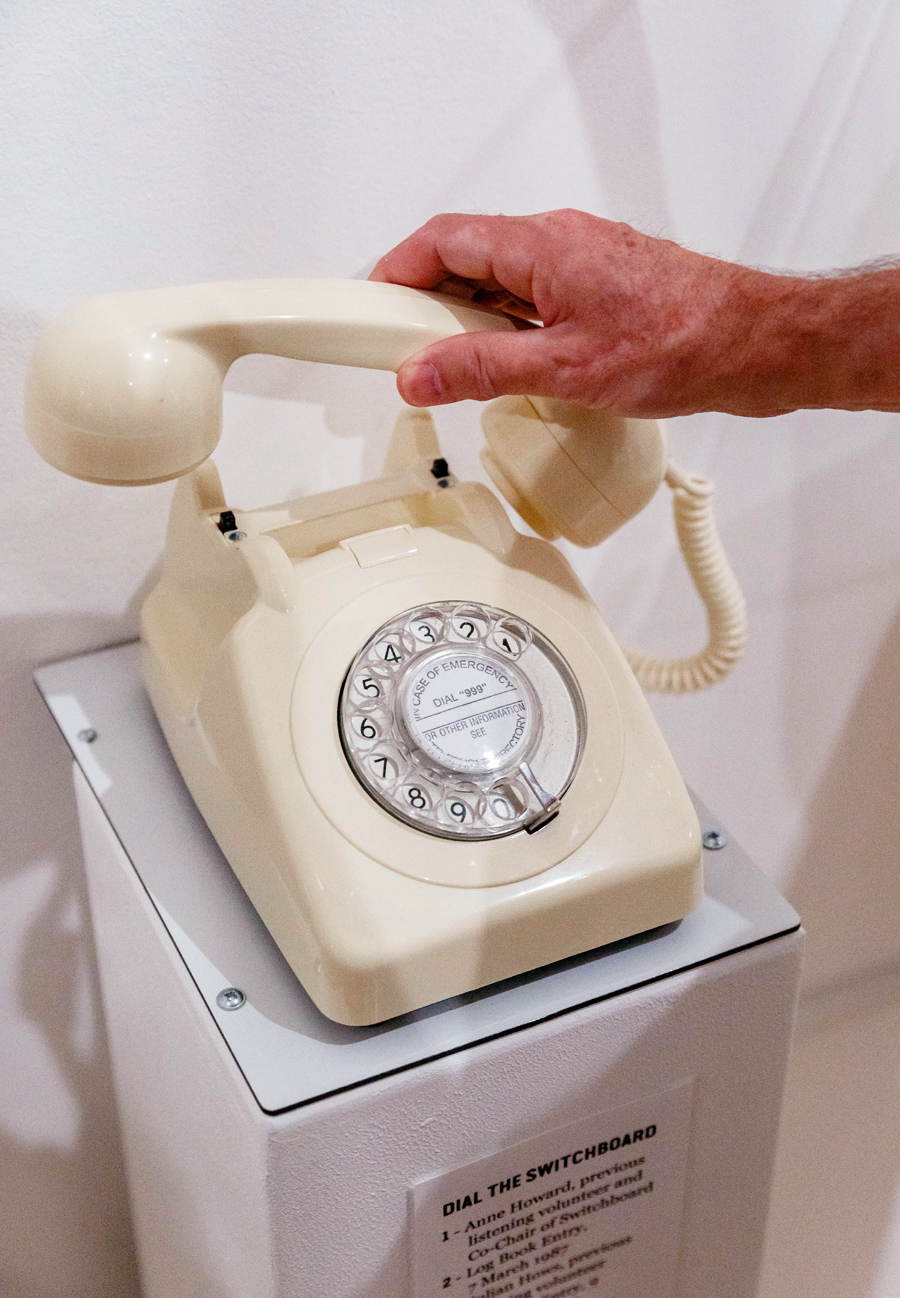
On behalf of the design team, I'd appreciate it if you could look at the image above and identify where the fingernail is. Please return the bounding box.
[402,361,443,404]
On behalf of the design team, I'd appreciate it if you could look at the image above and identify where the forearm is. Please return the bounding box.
[703,266,900,417]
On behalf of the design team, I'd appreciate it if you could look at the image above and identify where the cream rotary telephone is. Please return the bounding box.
[26,279,746,1025]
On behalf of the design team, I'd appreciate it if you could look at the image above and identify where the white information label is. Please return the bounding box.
[410,1082,693,1298]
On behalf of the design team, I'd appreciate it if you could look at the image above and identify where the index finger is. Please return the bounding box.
[369,213,540,308]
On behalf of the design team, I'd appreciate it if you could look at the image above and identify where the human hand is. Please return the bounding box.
[370,209,818,419]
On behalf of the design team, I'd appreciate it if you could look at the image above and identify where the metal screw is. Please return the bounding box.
[226,530,247,542]
[702,830,728,851]
[77,728,98,744]
[216,987,246,1011]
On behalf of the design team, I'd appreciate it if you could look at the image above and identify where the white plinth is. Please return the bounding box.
[37,644,802,1298]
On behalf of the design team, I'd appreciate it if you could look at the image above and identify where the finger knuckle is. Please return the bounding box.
[543,336,617,406]
[467,347,500,401]
[542,207,595,236]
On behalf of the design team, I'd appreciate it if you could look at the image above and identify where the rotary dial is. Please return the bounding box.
[338,601,585,840]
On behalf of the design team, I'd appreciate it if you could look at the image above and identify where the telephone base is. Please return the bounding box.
[138,459,702,1025]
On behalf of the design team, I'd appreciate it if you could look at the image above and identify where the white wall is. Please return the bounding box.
[2,1,899,1293]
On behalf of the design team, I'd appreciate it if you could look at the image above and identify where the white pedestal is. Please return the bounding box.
[37,644,802,1298]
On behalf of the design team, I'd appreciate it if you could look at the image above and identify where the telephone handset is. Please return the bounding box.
[27,278,746,1024]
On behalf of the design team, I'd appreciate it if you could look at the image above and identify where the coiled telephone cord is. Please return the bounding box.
[622,460,748,692]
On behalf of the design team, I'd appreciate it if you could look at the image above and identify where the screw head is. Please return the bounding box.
[702,830,728,851]
[77,728,98,744]
[216,987,246,1011]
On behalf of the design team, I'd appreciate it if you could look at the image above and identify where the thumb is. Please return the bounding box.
[396,327,559,406]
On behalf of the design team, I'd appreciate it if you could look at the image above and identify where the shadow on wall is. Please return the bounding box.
[741,0,900,270]
[0,617,141,1298]
[532,0,672,234]
[759,995,900,1298]
[787,605,900,993]
[767,413,900,992]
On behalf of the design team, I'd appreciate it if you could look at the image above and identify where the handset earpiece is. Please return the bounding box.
[481,395,667,547]
[481,394,747,692]
[24,278,519,486]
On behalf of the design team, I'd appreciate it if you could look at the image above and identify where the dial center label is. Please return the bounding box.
[403,649,534,773]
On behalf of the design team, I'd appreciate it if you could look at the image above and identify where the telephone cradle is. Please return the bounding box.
[25,278,747,1024]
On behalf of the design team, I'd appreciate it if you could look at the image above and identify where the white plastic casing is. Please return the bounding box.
[139,459,701,1024]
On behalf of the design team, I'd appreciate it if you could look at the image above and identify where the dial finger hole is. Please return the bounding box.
[353,671,384,700]
[449,605,489,643]
[488,796,516,823]
[400,779,439,814]
[488,618,530,659]
[350,713,381,744]
[436,793,481,828]
[366,747,404,785]
[486,779,528,824]
[407,611,444,645]
[372,635,405,668]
